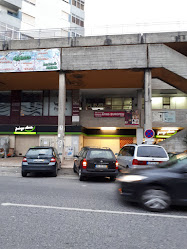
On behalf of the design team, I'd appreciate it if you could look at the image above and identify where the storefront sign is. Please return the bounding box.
[156,129,178,138]
[95,110,140,125]
[14,126,36,134]
[0,49,60,72]
[94,111,125,118]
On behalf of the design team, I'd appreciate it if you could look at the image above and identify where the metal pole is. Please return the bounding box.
[144,69,152,132]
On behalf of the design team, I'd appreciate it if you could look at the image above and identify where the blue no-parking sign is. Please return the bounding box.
[145,129,154,138]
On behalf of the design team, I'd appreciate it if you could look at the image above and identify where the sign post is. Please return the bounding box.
[144,129,155,144]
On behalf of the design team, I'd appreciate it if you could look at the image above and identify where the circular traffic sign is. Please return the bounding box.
[145,129,154,138]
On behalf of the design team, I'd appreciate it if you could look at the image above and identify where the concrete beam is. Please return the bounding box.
[143,31,187,44]
[62,45,147,71]
[1,31,187,51]
[148,44,187,80]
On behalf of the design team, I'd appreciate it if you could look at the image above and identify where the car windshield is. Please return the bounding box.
[137,146,168,158]
[89,150,114,159]
[26,148,53,157]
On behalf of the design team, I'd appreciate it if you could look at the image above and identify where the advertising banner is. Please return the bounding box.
[94,110,140,125]
[94,111,125,118]
[125,110,139,125]
[0,49,60,72]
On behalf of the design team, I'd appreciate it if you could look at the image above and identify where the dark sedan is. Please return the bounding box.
[74,147,119,181]
[22,146,61,177]
[118,153,187,212]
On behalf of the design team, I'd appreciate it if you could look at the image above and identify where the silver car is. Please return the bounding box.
[117,144,169,170]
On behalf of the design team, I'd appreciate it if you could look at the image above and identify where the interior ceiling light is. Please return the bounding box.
[101,127,116,131]
[161,127,179,130]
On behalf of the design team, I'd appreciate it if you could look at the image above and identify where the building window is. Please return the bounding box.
[163,97,170,109]
[85,97,132,110]
[0,91,11,116]
[170,97,187,109]
[22,13,35,26]
[7,11,18,18]
[21,91,43,116]
[72,14,84,27]
[152,97,163,109]
[72,0,84,10]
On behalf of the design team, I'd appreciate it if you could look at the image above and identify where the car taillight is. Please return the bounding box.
[50,158,56,162]
[132,159,147,165]
[115,160,119,169]
[22,157,27,162]
[82,159,87,169]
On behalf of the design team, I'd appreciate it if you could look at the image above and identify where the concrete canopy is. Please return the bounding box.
[0,68,186,93]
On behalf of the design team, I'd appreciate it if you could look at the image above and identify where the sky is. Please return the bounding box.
[84,0,187,35]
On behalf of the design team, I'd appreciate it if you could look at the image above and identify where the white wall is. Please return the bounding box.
[35,0,71,29]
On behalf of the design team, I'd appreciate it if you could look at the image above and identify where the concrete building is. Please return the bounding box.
[0,32,186,159]
[0,0,85,39]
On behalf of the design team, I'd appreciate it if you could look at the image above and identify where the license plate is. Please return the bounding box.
[95,165,108,169]
[33,159,45,162]
[147,162,159,165]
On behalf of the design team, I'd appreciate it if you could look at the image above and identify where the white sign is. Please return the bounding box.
[163,111,176,123]
[15,126,35,132]
[0,49,60,72]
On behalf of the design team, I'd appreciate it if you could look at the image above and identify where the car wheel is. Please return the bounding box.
[73,163,77,173]
[52,166,58,177]
[140,186,171,212]
[22,171,27,177]
[78,168,85,181]
[110,176,116,181]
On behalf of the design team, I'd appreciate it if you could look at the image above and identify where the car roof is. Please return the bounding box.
[29,146,54,149]
[123,144,163,147]
[83,147,112,150]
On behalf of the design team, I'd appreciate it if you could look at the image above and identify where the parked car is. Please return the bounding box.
[21,146,61,177]
[117,144,169,170]
[0,148,5,158]
[73,147,119,181]
[118,153,187,212]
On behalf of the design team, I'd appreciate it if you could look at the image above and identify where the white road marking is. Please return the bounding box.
[1,203,187,219]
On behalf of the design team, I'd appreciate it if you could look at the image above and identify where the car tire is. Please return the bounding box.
[140,186,171,212]
[78,168,85,181]
[22,171,27,177]
[52,166,58,177]
[110,176,116,181]
[73,163,77,173]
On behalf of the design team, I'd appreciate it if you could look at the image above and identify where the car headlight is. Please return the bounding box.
[117,175,147,182]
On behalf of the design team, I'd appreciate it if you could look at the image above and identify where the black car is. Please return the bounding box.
[22,146,61,177]
[73,147,119,181]
[118,153,187,212]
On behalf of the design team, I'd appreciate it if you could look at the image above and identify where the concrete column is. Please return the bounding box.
[144,69,152,131]
[136,128,144,145]
[137,89,142,111]
[57,72,66,162]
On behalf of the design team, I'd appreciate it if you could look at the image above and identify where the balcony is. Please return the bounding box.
[0,0,22,11]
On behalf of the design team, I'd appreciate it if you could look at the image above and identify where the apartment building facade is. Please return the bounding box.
[0,0,85,38]
[0,33,186,158]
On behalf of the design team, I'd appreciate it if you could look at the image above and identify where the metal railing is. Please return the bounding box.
[0,21,187,41]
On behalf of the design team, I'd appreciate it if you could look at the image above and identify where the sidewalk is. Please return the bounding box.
[0,157,74,168]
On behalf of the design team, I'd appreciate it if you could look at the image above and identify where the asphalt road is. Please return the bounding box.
[0,171,187,249]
